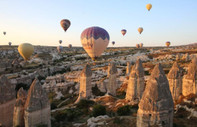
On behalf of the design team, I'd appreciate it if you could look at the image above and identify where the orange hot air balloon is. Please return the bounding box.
[166,41,171,47]
[18,43,34,61]
[138,27,143,34]
[60,19,71,32]
[139,43,143,48]
[121,29,127,36]
[146,4,152,11]
[136,44,140,48]
[68,44,72,48]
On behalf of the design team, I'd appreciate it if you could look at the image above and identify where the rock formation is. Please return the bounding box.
[126,59,145,104]
[167,62,182,102]
[182,57,197,96]
[176,53,181,61]
[76,64,92,103]
[137,64,174,127]
[24,79,51,127]
[126,61,132,75]
[0,75,16,127]
[107,62,117,96]
[185,53,190,62]
[13,88,27,127]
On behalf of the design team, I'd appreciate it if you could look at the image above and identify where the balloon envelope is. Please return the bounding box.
[166,41,171,47]
[136,44,140,48]
[81,26,110,60]
[57,46,63,53]
[138,27,143,34]
[112,41,115,45]
[59,40,62,44]
[121,29,127,36]
[139,43,143,48]
[18,43,34,61]
[68,44,72,48]
[146,4,152,11]
[8,42,12,46]
[60,19,71,32]
[3,32,6,35]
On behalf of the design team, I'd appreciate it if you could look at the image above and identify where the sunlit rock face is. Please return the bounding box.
[24,79,51,127]
[182,58,197,96]
[76,64,92,103]
[107,62,117,96]
[126,59,145,104]
[137,64,173,127]
[167,62,182,102]
[13,88,27,127]
[0,75,16,127]
[126,61,132,76]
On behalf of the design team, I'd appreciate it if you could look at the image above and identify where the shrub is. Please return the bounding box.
[92,104,106,117]
[92,85,105,96]
[76,99,95,109]
[117,105,131,116]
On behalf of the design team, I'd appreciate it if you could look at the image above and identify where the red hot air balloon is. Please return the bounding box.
[121,29,127,36]
[60,19,71,32]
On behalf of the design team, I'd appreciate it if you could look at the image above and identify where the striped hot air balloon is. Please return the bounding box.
[121,29,127,36]
[60,19,71,32]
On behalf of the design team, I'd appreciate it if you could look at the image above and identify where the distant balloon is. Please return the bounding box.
[57,45,63,53]
[138,27,143,34]
[3,32,6,35]
[81,26,110,60]
[112,41,115,45]
[166,41,171,47]
[18,43,34,61]
[136,44,140,48]
[8,42,12,46]
[59,40,62,44]
[60,19,71,32]
[146,4,152,11]
[139,43,143,48]
[121,29,127,36]
[68,44,72,48]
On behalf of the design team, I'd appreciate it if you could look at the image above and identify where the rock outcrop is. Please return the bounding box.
[182,58,197,96]
[13,88,27,127]
[167,62,182,102]
[76,64,92,103]
[126,61,132,75]
[24,79,51,127]
[126,59,145,104]
[137,64,174,127]
[0,75,16,127]
[107,62,117,96]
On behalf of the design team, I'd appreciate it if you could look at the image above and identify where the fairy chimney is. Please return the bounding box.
[76,64,92,103]
[137,64,174,127]
[13,88,27,127]
[24,79,51,127]
[107,62,117,96]
[126,61,132,75]
[167,62,182,102]
[0,75,16,127]
[126,59,145,104]
[182,57,197,96]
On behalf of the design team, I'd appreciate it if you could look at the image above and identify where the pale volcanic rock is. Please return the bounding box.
[125,59,145,104]
[76,64,92,103]
[167,62,183,102]
[182,58,197,96]
[137,64,174,127]
[126,61,132,75]
[24,79,51,127]
[107,62,117,96]
[0,75,16,127]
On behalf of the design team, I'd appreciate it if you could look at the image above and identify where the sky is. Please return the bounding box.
[0,0,197,47]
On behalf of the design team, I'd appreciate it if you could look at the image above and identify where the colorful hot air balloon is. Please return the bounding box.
[60,19,71,32]
[121,29,127,36]
[146,4,152,11]
[112,41,115,45]
[18,43,34,61]
[136,44,140,48]
[166,41,171,47]
[138,27,143,34]
[68,44,72,48]
[81,26,110,60]
[57,45,63,53]
[3,32,6,35]
[139,43,143,48]
[8,42,12,46]
[59,40,62,44]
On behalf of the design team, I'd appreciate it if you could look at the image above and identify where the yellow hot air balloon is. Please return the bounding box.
[166,41,171,47]
[138,27,143,34]
[146,4,152,11]
[18,43,34,61]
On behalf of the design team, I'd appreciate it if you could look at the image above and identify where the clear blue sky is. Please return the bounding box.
[0,0,197,47]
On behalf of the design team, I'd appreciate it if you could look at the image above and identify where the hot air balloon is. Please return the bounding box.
[81,26,110,60]
[8,42,12,46]
[121,29,127,36]
[68,44,72,48]
[3,32,6,35]
[139,43,143,48]
[136,44,140,48]
[138,27,143,34]
[112,41,115,45]
[57,45,63,53]
[60,19,71,32]
[146,4,152,11]
[59,40,62,44]
[166,41,171,47]
[18,43,34,61]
